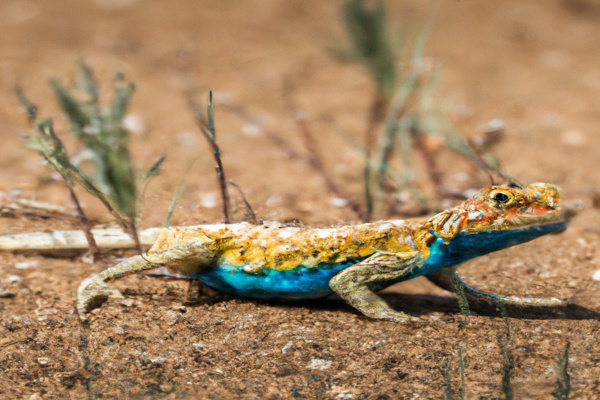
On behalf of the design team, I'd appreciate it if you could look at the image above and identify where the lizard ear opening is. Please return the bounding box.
[424,231,437,247]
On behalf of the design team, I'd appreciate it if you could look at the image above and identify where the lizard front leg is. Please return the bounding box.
[76,238,210,318]
[329,251,424,322]
[426,267,566,308]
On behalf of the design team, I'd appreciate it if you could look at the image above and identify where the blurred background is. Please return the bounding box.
[1,0,599,227]
[1,2,599,398]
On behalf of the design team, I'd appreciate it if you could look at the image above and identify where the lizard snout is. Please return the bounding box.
[525,182,561,209]
[526,183,580,224]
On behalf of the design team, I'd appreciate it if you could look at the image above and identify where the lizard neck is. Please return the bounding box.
[420,221,567,272]
[410,187,570,276]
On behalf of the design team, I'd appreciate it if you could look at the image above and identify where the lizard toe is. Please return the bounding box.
[76,277,124,317]
[375,310,420,323]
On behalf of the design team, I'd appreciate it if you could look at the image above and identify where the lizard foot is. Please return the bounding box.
[362,308,420,323]
[76,276,124,318]
[382,313,421,324]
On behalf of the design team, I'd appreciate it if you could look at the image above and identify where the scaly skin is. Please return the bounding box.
[77,182,575,322]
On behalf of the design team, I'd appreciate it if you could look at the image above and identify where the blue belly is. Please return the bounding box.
[194,260,359,299]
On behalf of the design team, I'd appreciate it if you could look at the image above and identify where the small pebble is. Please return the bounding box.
[81,255,94,264]
[37,357,50,366]
[307,358,332,370]
[329,198,349,208]
[265,195,284,208]
[119,298,135,307]
[396,190,411,203]
[175,131,198,146]
[199,192,217,208]
[242,123,261,137]
[15,261,39,269]
[592,269,600,281]
[561,130,586,148]
[484,118,505,133]
[281,341,293,354]
[122,114,144,134]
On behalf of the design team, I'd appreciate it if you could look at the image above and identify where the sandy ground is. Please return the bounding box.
[0,0,599,398]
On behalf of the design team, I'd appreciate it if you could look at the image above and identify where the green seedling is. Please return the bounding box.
[18,64,164,253]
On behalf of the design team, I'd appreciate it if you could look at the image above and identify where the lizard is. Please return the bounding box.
[73,181,576,322]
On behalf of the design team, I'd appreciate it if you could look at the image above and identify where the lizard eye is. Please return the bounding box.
[490,189,514,205]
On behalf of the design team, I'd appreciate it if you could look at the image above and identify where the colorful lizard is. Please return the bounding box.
[76,182,574,322]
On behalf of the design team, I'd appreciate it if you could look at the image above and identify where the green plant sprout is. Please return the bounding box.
[192,91,232,224]
[18,64,164,254]
[496,306,515,399]
[441,342,467,400]
[338,0,502,220]
[554,342,572,399]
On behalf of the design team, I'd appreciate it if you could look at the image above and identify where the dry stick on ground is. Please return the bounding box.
[448,136,509,188]
[218,98,301,160]
[496,306,515,400]
[441,355,453,400]
[220,93,366,221]
[193,91,231,224]
[411,125,468,201]
[229,180,258,224]
[373,67,420,196]
[0,228,161,253]
[283,79,367,221]
[42,119,142,254]
[68,189,102,261]
[363,94,389,221]
[48,68,145,254]
[554,341,572,399]
[42,141,104,260]
[43,120,142,253]
[340,0,397,220]
[465,137,506,183]
[0,198,79,221]
[17,89,102,261]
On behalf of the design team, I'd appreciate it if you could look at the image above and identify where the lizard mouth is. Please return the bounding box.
[496,210,569,235]
[504,198,580,233]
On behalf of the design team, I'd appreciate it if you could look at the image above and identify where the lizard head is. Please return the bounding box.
[416,182,576,266]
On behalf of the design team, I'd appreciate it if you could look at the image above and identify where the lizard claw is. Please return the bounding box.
[76,276,124,318]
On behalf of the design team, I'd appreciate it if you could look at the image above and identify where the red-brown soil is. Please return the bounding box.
[0,1,599,398]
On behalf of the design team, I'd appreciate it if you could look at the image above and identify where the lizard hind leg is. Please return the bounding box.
[76,239,209,318]
[329,252,424,323]
[426,267,567,309]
